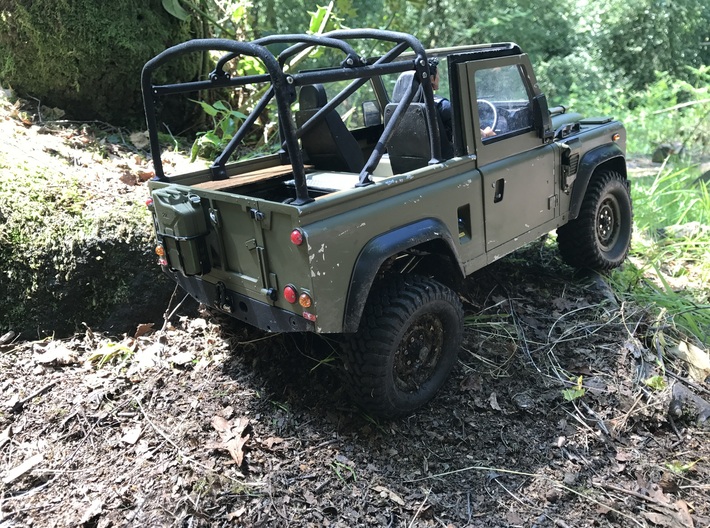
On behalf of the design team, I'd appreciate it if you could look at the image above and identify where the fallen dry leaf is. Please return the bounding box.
[226,506,247,520]
[372,485,405,506]
[261,436,285,450]
[33,341,79,366]
[168,351,195,366]
[134,323,154,339]
[489,391,502,411]
[668,341,710,383]
[120,426,143,445]
[79,498,103,525]
[129,130,150,150]
[211,416,252,467]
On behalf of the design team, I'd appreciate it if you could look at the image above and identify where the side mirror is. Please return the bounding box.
[532,94,553,141]
[362,101,382,127]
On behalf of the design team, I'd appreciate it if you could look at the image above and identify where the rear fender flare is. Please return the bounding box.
[569,143,627,220]
[342,218,462,333]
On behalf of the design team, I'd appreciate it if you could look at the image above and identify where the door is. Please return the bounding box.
[460,57,557,251]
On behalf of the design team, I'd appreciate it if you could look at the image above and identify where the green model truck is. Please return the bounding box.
[142,30,632,418]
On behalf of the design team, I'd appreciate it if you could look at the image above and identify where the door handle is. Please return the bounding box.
[493,178,505,203]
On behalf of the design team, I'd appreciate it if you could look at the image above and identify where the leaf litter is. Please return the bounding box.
[1,97,709,527]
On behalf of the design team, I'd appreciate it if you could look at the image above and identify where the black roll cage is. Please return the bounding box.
[141,29,443,205]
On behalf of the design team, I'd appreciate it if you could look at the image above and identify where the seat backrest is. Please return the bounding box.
[384,101,430,173]
[385,72,452,173]
[385,72,431,173]
[295,84,364,173]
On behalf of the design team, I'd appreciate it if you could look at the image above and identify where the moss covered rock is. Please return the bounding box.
[0,117,175,338]
[0,0,206,126]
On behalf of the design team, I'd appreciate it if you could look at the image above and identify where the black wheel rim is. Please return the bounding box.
[596,194,621,250]
[393,313,445,393]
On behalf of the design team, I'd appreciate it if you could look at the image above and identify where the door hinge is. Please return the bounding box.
[249,208,265,221]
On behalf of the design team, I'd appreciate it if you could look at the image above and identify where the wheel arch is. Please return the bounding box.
[342,218,463,333]
[569,143,627,221]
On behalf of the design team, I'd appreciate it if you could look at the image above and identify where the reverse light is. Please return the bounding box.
[290,228,304,246]
[283,285,298,304]
[298,292,312,308]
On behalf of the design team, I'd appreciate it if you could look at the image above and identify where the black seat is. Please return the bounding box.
[295,84,364,173]
[384,72,452,174]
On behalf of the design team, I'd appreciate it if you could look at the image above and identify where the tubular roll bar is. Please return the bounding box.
[141,29,441,204]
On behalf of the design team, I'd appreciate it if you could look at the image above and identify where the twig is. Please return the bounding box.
[408,488,431,528]
[10,381,58,413]
[610,392,645,432]
[666,368,710,397]
[577,399,611,436]
[161,284,182,332]
[594,481,667,507]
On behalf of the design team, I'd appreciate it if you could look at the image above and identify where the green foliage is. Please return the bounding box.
[624,69,709,157]
[185,3,349,163]
[595,0,710,92]
[330,459,357,483]
[88,341,136,367]
[611,165,710,345]
[569,66,710,156]
[666,459,699,475]
[162,0,191,21]
[562,375,586,401]
[634,165,710,230]
[644,375,667,391]
[189,99,247,161]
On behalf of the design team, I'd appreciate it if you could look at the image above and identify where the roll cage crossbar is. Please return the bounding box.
[141,29,441,205]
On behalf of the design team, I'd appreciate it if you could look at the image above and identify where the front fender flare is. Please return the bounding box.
[569,143,626,221]
[342,218,461,333]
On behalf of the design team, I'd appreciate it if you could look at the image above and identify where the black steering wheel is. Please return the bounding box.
[477,99,498,131]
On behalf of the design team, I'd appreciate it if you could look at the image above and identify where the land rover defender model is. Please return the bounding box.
[142,29,632,417]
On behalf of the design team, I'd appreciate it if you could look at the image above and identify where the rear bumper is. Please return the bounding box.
[170,271,315,333]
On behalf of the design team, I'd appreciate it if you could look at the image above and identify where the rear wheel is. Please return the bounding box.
[341,275,463,418]
[557,169,632,270]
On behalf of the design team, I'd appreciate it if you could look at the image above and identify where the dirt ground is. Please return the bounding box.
[1,97,709,527]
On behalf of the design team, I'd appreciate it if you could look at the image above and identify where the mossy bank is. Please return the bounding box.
[0,119,174,338]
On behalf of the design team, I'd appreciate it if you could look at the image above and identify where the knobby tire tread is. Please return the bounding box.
[557,170,632,271]
[341,275,463,418]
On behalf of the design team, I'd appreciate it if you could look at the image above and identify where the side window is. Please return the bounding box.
[474,65,532,139]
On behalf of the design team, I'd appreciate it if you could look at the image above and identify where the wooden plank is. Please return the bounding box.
[193,165,309,191]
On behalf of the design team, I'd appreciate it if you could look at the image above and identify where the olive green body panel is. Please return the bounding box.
[143,35,628,336]
[148,111,624,334]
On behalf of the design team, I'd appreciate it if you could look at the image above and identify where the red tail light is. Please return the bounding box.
[283,285,298,304]
[290,228,304,246]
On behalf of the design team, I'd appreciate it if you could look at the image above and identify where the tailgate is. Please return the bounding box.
[150,186,311,307]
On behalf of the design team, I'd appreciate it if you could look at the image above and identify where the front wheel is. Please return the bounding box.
[341,275,464,418]
[557,170,633,270]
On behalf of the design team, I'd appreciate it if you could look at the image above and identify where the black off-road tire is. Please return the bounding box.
[557,170,632,270]
[340,275,464,418]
